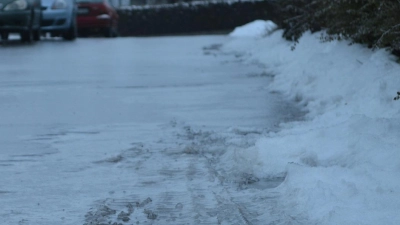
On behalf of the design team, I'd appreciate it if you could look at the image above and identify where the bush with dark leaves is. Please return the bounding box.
[278,0,400,54]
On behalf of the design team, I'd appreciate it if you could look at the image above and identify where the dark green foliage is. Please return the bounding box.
[117,1,279,36]
[278,0,324,42]
[278,0,400,52]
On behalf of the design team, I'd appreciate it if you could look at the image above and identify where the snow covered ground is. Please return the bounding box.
[1,20,399,225]
[224,21,400,224]
[0,35,301,224]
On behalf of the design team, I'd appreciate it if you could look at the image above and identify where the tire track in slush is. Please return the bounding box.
[185,154,254,225]
[83,124,283,225]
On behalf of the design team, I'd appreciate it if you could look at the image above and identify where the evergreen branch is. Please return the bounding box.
[375,23,400,48]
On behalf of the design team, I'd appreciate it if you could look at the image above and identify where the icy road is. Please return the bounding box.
[0,36,302,225]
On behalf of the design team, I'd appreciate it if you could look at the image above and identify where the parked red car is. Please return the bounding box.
[76,0,118,37]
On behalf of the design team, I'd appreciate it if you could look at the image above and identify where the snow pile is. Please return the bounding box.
[229,20,277,38]
[224,21,400,224]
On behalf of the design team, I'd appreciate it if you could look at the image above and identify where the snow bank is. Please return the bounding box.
[224,22,400,224]
[229,20,277,38]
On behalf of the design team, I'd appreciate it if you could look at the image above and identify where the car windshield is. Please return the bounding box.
[76,0,103,3]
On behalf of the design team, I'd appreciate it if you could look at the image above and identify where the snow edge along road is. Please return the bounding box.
[223,20,400,225]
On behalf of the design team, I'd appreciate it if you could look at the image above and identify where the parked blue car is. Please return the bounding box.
[40,0,76,40]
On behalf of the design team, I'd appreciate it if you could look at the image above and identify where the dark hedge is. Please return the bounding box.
[277,0,400,54]
[117,1,280,36]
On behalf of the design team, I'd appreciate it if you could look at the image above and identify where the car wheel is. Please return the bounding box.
[112,28,119,37]
[63,18,77,41]
[33,29,41,41]
[104,25,118,38]
[33,13,41,41]
[104,27,112,38]
[1,32,9,41]
[21,10,34,43]
[21,29,33,43]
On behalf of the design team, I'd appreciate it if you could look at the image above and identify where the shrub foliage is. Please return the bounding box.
[278,0,400,52]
